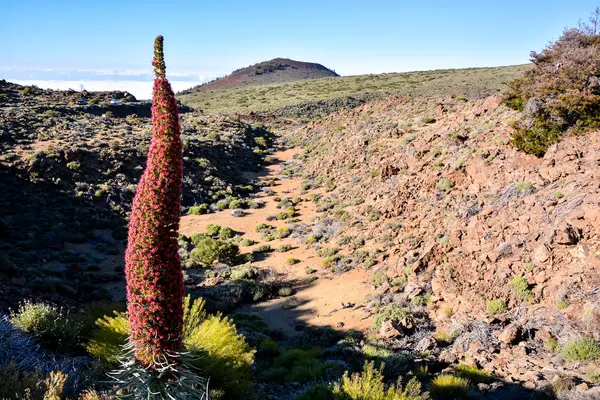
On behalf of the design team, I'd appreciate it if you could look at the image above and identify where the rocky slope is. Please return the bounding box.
[274,94,600,397]
[0,82,274,310]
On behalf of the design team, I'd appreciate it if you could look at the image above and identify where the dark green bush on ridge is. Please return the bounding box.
[505,8,600,156]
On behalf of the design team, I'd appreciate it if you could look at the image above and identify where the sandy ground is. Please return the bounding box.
[180,147,374,335]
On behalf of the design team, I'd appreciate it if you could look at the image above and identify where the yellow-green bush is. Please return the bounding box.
[332,361,426,400]
[560,337,600,362]
[486,299,507,316]
[454,364,492,384]
[85,296,254,398]
[430,374,470,399]
[184,313,255,397]
[85,311,130,366]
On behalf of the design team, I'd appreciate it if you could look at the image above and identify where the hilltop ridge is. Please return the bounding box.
[179,57,339,93]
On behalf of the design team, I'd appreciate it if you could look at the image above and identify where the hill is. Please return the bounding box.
[178,64,530,115]
[180,57,339,93]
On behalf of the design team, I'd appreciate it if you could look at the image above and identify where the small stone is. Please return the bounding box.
[498,323,523,344]
[379,320,402,339]
[523,381,536,390]
[415,335,436,352]
[498,242,513,258]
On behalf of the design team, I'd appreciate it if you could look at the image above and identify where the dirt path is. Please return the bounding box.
[180,147,373,336]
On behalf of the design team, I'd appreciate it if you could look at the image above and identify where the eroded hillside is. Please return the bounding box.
[273,94,600,396]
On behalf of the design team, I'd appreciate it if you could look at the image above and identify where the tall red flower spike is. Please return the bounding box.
[125,35,184,369]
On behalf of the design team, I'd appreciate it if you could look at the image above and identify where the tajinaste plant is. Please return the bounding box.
[112,35,207,399]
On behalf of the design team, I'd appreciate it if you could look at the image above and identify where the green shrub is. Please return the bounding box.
[66,161,80,170]
[218,226,235,239]
[372,271,388,287]
[486,300,507,315]
[87,296,255,398]
[454,364,492,384]
[286,257,300,265]
[275,211,291,220]
[300,181,312,191]
[277,244,294,252]
[230,264,258,280]
[85,311,130,366]
[216,199,229,210]
[505,11,600,156]
[254,137,267,147]
[254,244,272,253]
[278,287,293,297]
[229,199,246,209]
[276,226,291,239]
[185,314,255,397]
[510,276,532,302]
[436,178,454,191]
[189,204,208,215]
[190,237,240,266]
[362,343,411,378]
[430,374,470,399]
[205,224,222,237]
[10,301,81,349]
[238,238,255,246]
[560,338,600,362]
[332,361,426,400]
[556,300,570,309]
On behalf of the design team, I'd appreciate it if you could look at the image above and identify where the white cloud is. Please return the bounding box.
[2,67,224,84]
[10,80,202,100]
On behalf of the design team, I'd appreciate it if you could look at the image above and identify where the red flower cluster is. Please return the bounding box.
[124,35,184,369]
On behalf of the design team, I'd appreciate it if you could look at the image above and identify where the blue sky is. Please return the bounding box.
[2,0,598,90]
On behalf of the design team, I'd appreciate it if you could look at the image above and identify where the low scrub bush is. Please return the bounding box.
[332,361,426,400]
[510,276,533,302]
[10,301,81,350]
[560,337,600,361]
[454,364,492,384]
[430,374,470,399]
[435,178,454,191]
[486,299,507,315]
[505,9,600,156]
[189,204,208,215]
[189,236,240,266]
[254,244,272,253]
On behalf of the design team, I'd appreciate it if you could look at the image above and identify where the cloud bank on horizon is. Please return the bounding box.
[1,68,224,99]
